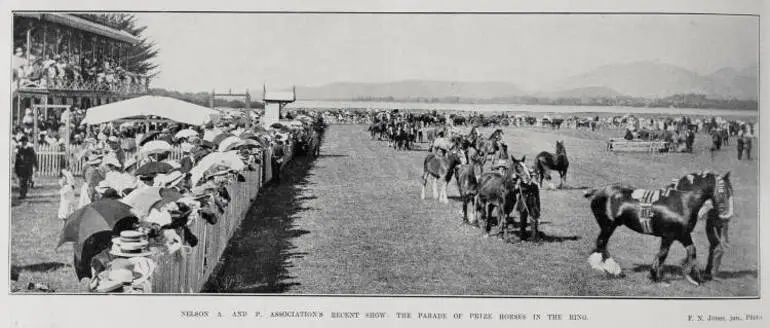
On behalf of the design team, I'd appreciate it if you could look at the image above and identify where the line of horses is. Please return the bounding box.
[363,115,737,286]
[418,127,569,244]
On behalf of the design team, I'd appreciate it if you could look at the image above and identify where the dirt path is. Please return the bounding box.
[207,125,758,296]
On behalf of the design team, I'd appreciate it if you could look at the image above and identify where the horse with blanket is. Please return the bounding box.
[583,171,734,285]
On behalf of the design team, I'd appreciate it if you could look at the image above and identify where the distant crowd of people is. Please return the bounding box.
[12,46,147,92]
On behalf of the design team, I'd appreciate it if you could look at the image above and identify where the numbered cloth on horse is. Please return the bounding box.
[629,189,663,233]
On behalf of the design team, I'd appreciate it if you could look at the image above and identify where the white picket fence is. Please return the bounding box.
[607,140,671,153]
[31,144,185,177]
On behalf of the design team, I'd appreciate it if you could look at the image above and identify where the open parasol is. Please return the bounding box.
[217,136,243,152]
[134,162,174,177]
[189,151,246,186]
[140,140,172,156]
[174,129,199,140]
[59,199,139,279]
[120,187,183,218]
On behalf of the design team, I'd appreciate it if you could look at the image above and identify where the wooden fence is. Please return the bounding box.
[607,140,670,153]
[31,144,186,177]
[148,142,294,293]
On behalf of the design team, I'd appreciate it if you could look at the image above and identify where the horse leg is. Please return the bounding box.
[519,210,528,241]
[680,234,702,286]
[420,173,427,200]
[432,175,439,200]
[442,179,450,204]
[494,205,506,241]
[650,236,674,282]
[559,170,567,188]
[466,196,476,224]
[704,218,724,281]
[588,224,622,276]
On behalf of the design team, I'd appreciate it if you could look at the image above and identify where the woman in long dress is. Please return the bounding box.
[58,169,78,220]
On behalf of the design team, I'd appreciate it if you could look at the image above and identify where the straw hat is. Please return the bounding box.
[110,230,154,258]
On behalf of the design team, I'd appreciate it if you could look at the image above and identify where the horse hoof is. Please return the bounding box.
[684,274,701,286]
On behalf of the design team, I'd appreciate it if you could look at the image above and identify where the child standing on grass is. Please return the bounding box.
[58,169,78,221]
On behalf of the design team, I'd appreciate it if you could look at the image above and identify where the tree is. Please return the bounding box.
[108,14,160,79]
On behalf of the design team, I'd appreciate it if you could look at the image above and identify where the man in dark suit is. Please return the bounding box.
[179,143,196,173]
[14,136,38,199]
[271,140,286,183]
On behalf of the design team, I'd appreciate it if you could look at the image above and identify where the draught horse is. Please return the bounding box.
[474,155,541,241]
[670,171,735,281]
[535,140,569,189]
[421,150,464,204]
[453,145,484,224]
[583,171,734,285]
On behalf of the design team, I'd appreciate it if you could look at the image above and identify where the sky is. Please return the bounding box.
[134,13,759,93]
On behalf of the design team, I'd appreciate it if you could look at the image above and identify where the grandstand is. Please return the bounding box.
[12,13,149,127]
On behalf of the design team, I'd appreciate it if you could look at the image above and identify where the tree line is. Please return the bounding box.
[148,88,265,109]
[352,94,757,110]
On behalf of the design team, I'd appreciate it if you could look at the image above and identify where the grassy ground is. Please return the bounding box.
[209,124,758,297]
[10,178,88,293]
[12,123,758,296]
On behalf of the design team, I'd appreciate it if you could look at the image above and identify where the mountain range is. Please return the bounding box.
[294,61,757,101]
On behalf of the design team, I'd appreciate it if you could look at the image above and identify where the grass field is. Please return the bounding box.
[11,123,759,296]
[208,124,758,297]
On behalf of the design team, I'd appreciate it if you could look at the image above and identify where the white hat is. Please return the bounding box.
[101,154,121,169]
[155,170,185,188]
[181,143,194,153]
[108,136,119,143]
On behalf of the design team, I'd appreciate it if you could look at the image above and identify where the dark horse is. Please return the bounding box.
[368,121,386,140]
[535,140,569,189]
[421,150,464,204]
[583,171,733,285]
[454,145,484,224]
[474,155,541,241]
[669,172,734,281]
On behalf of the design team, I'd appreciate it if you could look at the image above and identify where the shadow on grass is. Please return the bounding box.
[11,262,71,281]
[202,152,319,293]
[631,264,758,281]
[507,230,581,243]
[631,264,683,276]
[317,154,348,158]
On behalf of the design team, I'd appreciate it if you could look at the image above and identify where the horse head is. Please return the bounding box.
[675,171,734,220]
[555,140,566,155]
[511,155,533,185]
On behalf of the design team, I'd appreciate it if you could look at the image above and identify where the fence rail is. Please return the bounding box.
[29,144,186,177]
[148,143,294,293]
[607,140,670,153]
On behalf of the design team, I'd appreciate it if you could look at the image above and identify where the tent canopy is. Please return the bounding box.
[83,96,219,126]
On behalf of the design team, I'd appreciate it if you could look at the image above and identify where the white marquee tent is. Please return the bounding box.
[83,96,219,126]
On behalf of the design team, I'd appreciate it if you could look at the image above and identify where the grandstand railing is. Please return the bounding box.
[16,76,148,96]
